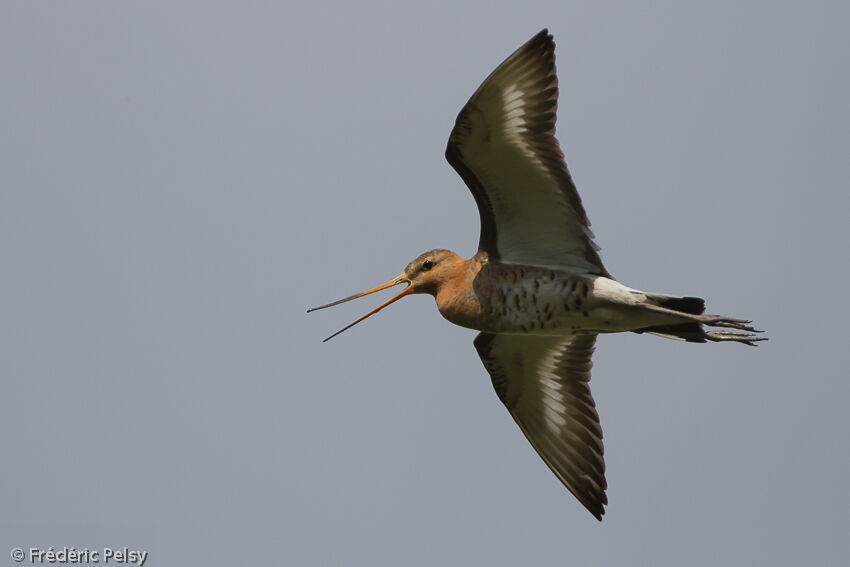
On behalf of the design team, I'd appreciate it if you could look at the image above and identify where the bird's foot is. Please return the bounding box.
[704,330,767,346]
[700,316,764,333]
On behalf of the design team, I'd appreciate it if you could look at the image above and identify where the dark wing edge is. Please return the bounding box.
[445,131,498,261]
[474,331,607,520]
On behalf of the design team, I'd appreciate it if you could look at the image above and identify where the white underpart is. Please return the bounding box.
[591,276,647,303]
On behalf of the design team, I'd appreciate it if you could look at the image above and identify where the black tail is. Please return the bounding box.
[651,295,705,315]
[633,293,765,345]
[633,322,708,342]
[633,294,706,342]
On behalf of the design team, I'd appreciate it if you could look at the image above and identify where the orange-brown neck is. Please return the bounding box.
[433,253,488,329]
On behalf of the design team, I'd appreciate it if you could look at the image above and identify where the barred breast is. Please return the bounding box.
[436,262,598,335]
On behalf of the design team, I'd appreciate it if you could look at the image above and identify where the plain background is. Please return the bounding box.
[2,1,848,565]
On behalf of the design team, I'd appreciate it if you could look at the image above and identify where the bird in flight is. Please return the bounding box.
[308,29,765,520]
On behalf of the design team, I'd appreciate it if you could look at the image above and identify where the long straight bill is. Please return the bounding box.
[307,275,411,342]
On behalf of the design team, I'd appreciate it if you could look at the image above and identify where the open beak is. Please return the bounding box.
[307,274,412,342]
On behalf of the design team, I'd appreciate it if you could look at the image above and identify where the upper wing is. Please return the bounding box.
[446,29,609,276]
[474,331,607,520]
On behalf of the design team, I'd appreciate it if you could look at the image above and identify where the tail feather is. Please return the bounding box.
[645,293,705,315]
[634,322,707,342]
[633,293,765,345]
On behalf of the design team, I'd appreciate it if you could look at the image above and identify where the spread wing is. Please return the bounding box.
[446,29,609,276]
[474,332,607,520]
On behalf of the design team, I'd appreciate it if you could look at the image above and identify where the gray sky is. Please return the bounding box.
[2,2,848,566]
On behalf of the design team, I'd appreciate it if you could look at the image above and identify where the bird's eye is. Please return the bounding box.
[422,260,434,271]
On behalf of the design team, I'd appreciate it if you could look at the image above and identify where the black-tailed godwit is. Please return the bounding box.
[308,29,765,520]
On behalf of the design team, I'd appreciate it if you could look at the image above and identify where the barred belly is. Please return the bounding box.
[437,264,605,335]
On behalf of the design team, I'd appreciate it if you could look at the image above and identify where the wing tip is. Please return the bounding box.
[575,474,608,521]
[520,29,555,63]
[578,488,607,521]
[531,28,552,44]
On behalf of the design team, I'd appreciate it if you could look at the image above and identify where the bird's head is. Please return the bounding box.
[307,249,464,341]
